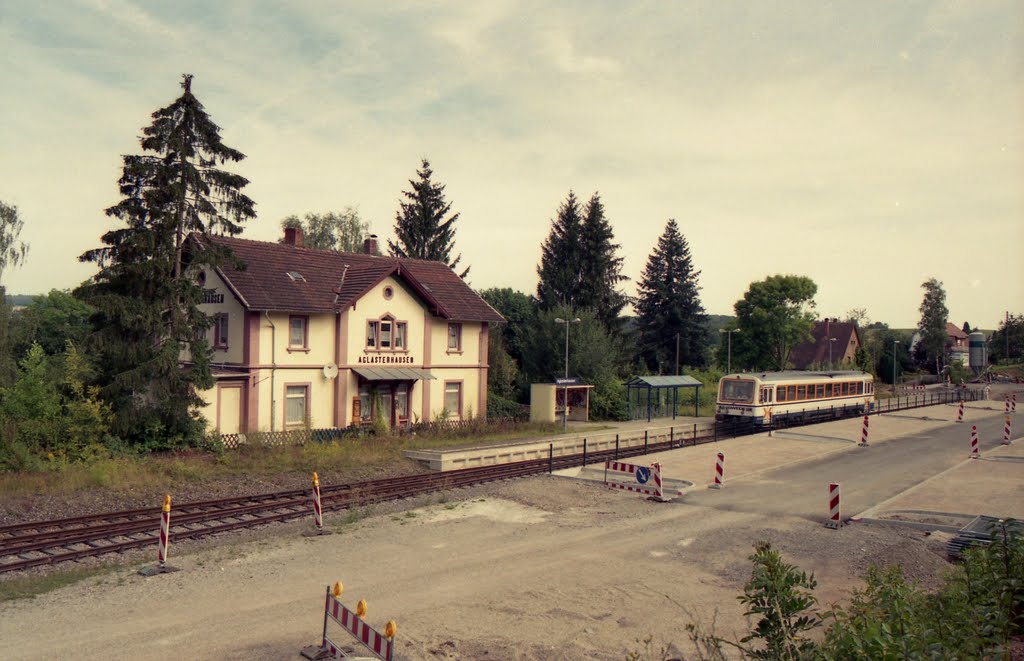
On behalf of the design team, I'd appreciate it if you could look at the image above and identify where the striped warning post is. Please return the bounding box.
[708,452,724,489]
[158,494,171,568]
[652,462,664,500]
[825,483,842,529]
[858,415,870,447]
[1004,416,1013,445]
[1013,394,1017,413]
[304,583,396,661]
[1007,398,1012,414]
[970,425,979,458]
[955,400,964,423]
[312,471,324,530]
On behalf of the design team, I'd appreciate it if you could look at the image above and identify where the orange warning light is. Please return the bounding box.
[356,599,367,619]
[333,581,343,597]
[385,620,397,640]
[313,472,320,488]
[162,495,171,512]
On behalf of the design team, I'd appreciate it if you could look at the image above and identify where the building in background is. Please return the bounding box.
[789,319,861,370]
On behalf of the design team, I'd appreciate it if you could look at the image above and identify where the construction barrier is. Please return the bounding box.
[1004,416,1013,445]
[302,582,397,661]
[858,416,870,447]
[604,460,664,498]
[709,452,724,489]
[970,425,979,458]
[138,494,178,576]
[825,483,842,529]
[956,400,964,423]
[313,472,324,530]
[159,495,171,567]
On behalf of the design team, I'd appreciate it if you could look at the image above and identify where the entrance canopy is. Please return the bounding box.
[353,367,435,381]
[624,375,703,421]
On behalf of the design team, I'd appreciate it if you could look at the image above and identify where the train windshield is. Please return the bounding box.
[720,379,755,403]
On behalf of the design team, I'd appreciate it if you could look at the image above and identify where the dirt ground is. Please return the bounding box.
[0,474,954,661]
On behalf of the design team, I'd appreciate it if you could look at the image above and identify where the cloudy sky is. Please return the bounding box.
[2,1,1021,328]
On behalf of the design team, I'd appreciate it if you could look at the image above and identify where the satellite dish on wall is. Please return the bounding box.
[322,363,339,379]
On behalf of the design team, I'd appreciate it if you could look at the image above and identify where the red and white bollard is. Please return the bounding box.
[1013,394,1017,413]
[858,415,870,447]
[1006,397,1012,414]
[956,400,964,423]
[708,453,725,489]
[970,425,979,458]
[312,471,324,530]
[158,494,171,568]
[826,483,842,529]
[1004,416,1013,445]
[652,462,665,500]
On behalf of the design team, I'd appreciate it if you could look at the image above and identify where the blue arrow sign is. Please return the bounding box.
[635,466,650,484]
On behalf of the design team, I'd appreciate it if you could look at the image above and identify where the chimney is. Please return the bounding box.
[284,226,304,247]
[363,234,378,255]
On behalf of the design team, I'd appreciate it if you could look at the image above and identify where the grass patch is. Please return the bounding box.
[0,565,115,602]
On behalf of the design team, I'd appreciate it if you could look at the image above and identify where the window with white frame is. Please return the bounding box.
[396,386,409,420]
[447,323,462,351]
[285,385,308,427]
[289,316,308,349]
[213,313,229,349]
[444,381,462,418]
[366,316,408,351]
[358,385,372,423]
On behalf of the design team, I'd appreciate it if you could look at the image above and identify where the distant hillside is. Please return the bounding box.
[5,294,37,307]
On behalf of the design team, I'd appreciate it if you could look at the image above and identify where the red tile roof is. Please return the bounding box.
[945,323,968,340]
[788,320,861,369]
[195,234,504,322]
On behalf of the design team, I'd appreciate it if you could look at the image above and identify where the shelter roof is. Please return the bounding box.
[625,375,703,388]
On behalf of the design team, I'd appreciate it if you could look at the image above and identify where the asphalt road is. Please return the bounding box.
[682,412,1017,521]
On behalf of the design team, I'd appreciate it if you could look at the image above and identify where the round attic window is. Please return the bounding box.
[383,286,394,300]
[197,270,207,285]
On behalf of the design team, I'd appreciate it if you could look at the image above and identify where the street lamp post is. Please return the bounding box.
[720,328,741,374]
[828,337,837,370]
[555,317,581,431]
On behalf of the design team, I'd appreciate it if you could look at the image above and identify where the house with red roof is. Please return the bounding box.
[186,228,503,435]
[788,319,861,370]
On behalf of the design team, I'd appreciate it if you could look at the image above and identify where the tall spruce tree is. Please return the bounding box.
[913,277,949,373]
[388,159,468,277]
[536,191,628,333]
[78,74,256,445]
[578,193,629,330]
[635,219,708,372]
[536,191,585,311]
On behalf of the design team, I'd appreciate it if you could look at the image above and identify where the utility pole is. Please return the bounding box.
[675,333,680,376]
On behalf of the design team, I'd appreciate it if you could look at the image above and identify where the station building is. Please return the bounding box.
[187,230,503,434]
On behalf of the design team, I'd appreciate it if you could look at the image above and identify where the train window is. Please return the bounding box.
[856,382,864,394]
[824,384,832,397]
[721,380,755,402]
[777,387,787,402]
[797,385,806,400]
[816,384,825,398]
[841,383,849,396]
[787,385,796,400]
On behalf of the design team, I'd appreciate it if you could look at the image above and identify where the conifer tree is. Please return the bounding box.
[78,74,256,445]
[578,193,629,330]
[536,191,628,334]
[536,191,584,311]
[635,219,708,372]
[388,159,468,277]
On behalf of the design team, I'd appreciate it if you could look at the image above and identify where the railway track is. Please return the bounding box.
[0,391,980,575]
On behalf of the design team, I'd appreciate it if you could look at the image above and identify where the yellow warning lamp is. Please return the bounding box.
[356,599,367,619]
[384,620,397,640]
[333,581,343,597]
[163,495,171,513]
[313,472,320,488]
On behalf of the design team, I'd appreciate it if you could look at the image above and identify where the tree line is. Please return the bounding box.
[1,75,1019,470]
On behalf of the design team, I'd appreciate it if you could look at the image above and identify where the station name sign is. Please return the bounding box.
[358,354,416,365]
[203,292,225,304]
[555,377,581,386]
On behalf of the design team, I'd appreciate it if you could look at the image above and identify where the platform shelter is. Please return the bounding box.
[625,375,703,422]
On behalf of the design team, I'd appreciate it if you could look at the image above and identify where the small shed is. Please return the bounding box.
[625,375,703,421]
[530,379,595,423]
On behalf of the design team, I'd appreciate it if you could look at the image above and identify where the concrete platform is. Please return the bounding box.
[404,421,713,471]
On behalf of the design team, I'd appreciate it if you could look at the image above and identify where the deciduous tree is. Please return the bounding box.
[0,200,30,387]
[913,278,949,373]
[78,74,256,445]
[725,275,818,370]
[280,208,374,253]
[388,159,468,277]
[635,219,708,373]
